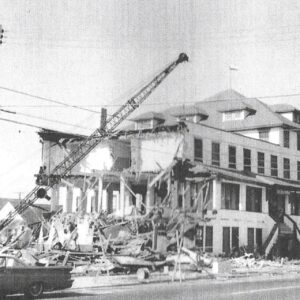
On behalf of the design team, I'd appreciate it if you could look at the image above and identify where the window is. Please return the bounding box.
[271,155,278,177]
[223,110,244,121]
[212,142,220,166]
[294,113,300,124]
[298,133,300,151]
[290,193,300,216]
[195,225,213,253]
[136,120,152,130]
[205,226,213,252]
[257,152,265,174]
[246,186,262,212]
[259,129,270,141]
[284,130,290,148]
[228,146,236,169]
[195,225,204,249]
[190,182,213,210]
[256,228,262,252]
[247,228,255,252]
[194,138,203,162]
[243,148,251,172]
[283,158,290,179]
[222,227,230,255]
[232,227,239,251]
[298,161,300,181]
[221,183,240,210]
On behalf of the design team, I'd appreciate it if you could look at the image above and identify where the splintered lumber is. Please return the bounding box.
[112,255,154,268]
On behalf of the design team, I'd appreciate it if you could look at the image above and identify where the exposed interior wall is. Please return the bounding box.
[42,139,130,174]
[131,133,184,172]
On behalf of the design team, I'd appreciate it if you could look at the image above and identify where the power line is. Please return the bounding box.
[0,85,102,114]
[2,91,300,108]
[0,107,92,130]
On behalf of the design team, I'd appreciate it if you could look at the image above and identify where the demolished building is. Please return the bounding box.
[37,89,300,258]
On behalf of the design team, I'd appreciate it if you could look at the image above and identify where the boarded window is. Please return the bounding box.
[284,130,290,148]
[221,183,240,210]
[194,138,203,162]
[232,227,239,251]
[228,146,236,169]
[257,152,265,174]
[205,226,213,253]
[271,155,278,177]
[243,148,251,172]
[246,186,262,212]
[212,142,220,166]
[283,158,290,179]
[247,228,255,252]
[222,227,230,255]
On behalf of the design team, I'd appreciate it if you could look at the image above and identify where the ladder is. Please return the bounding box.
[0,53,188,231]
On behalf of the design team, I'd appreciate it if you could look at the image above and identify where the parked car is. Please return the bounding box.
[0,254,73,299]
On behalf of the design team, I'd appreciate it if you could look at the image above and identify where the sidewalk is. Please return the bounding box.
[71,265,300,289]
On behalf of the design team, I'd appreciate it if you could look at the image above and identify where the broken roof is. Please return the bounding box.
[38,128,87,142]
[130,111,166,121]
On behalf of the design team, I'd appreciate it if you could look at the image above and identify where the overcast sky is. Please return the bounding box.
[0,0,300,197]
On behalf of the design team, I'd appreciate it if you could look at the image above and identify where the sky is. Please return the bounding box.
[1,0,300,197]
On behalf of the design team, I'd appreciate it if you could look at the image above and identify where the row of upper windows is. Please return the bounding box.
[194,138,300,180]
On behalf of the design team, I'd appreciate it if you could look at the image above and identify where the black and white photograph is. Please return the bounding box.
[0,1,300,299]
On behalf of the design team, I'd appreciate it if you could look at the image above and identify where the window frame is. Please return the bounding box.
[271,155,278,177]
[283,157,290,179]
[211,142,220,166]
[246,185,262,212]
[194,138,203,162]
[228,145,236,169]
[283,130,290,148]
[257,152,265,174]
[221,182,240,210]
[243,148,251,172]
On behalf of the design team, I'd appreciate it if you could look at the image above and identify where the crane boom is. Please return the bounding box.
[0,53,188,231]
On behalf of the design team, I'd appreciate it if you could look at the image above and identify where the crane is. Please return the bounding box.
[0,53,188,231]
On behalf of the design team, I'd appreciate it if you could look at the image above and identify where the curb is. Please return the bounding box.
[70,268,300,289]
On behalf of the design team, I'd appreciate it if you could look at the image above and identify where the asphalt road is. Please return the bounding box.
[6,277,300,300]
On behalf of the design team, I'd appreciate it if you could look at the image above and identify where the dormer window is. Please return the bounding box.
[223,110,245,121]
[136,120,152,130]
[169,106,208,124]
[132,112,165,130]
[220,102,256,122]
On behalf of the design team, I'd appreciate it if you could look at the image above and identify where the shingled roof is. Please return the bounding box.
[194,89,300,131]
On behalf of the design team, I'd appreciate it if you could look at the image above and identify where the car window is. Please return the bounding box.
[0,257,5,268]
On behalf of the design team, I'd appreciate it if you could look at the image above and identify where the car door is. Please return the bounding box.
[0,257,15,294]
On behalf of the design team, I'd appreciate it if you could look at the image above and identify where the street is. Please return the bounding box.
[6,277,300,300]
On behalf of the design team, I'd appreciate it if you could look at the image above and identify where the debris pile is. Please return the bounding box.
[0,206,214,279]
